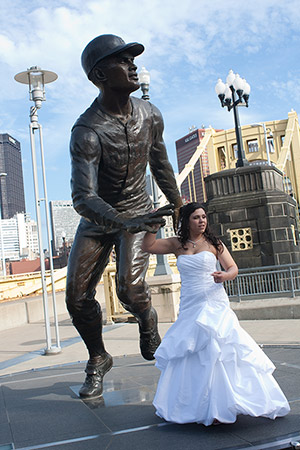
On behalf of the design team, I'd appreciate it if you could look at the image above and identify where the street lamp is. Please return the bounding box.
[250,123,272,166]
[14,66,61,354]
[0,172,7,276]
[139,66,150,100]
[215,70,251,167]
[138,67,172,276]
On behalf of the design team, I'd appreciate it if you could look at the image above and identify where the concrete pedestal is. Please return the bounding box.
[205,165,300,268]
[146,273,181,322]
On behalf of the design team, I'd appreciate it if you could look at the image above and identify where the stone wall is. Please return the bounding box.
[205,166,300,268]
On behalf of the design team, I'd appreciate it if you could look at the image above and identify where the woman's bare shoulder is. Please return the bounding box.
[168,236,181,249]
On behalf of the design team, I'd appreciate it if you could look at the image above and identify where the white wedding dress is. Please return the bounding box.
[153,251,290,426]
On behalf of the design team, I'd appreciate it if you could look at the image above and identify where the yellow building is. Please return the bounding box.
[206,110,300,204]
[176,110,300,206]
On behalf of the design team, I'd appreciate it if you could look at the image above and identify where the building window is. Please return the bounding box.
[280,135,285,146]
[247,140,259,153]
[232,144,238,159]
[230,228,253,251]
[267,137,275,153]
[217,146,226,169]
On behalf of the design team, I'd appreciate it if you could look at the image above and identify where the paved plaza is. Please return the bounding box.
[0,313,300,449]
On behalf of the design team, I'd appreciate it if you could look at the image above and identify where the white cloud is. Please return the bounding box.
[1,0,300,217]
[271,79,300,103]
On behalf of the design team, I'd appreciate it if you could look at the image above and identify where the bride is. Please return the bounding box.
[142,202,290,426]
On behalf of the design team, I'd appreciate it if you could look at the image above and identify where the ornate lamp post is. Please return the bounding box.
[215,70,251,167]
[14,66,61,354]
[138,67,172,276]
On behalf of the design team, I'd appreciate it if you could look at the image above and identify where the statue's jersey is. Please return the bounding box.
[70,96,180,230]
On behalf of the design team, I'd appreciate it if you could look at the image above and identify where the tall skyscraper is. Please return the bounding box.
[0,133,26,219]
[175,128,210,203]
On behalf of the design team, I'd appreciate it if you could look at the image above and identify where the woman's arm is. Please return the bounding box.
[142,228,178,255]
[211,244,238,283]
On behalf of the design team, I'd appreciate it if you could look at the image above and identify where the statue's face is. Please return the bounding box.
[95,51,140,93]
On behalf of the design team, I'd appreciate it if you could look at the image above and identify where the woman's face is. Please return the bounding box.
[188,208,207,236]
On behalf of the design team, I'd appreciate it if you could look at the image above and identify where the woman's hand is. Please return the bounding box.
[211,271,227,283]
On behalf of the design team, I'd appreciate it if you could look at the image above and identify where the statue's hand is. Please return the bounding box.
[172,205,182,233]
[123,204,174,234]
[149,204,175,219]
[123,216,166,233]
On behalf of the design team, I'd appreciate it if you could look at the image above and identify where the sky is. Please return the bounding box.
[1,0,300,229]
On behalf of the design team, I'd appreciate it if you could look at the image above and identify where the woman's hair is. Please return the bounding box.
[177,202,223,254]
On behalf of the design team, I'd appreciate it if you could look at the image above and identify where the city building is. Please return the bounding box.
[49,200,80,253]
[0,213,39,267]
[176,110,300,207]
[175,110,300,267]
[175,128,214,203]
[206,110,300,205]
[0,133,26,219]
[23,214,39,258]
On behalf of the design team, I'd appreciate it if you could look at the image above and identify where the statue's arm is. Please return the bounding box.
[70,126,124,230]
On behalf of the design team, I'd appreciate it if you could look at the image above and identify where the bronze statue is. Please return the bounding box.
[66,34,182,399]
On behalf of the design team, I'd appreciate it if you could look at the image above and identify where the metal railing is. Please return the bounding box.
[225,263,300,301]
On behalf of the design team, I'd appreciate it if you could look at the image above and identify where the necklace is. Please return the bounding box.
[187,238,203,248]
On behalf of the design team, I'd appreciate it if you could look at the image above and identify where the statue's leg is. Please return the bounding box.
[66,226,113,399]
[114,230,161,361]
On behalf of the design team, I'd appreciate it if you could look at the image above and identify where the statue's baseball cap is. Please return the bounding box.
[81,34,144,78]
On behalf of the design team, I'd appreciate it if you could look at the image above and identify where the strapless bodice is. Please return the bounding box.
[176,251,227,312]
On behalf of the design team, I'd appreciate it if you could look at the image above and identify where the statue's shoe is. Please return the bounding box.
[79,353,113,399]
[140,328,161,360]
[139,307,161,360]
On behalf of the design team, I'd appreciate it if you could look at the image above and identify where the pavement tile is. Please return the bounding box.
[0,386,8,425]
[6,395,110,447]
[106,423,248,450]
[0,423,12,447]
[87,403,161,432]
[226,413,300,446]
[274,374,300,401]
[13,434,112,450]
[1,373,78,395]
[19,436,112,450]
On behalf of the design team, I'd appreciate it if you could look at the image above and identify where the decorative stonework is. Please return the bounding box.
[230,228,253,251]
[205,165,285,200]
[204,166,300,267]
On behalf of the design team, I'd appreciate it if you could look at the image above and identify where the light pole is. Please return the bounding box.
[250,123,272,166]
[138,67,172,276]
[0,172,7,276]
[215,70,251,167]
[14,66,61,354]
[139,66,150,100]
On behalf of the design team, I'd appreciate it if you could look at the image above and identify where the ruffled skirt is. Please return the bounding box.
[153,298,290,426]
